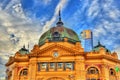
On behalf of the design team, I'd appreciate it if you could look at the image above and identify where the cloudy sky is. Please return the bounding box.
[0,0,120,78]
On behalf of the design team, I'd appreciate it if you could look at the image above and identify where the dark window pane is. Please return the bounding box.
[50,63,55,69]
[58,63,63,69]
[41,63,47,69]
[66,63,72,70]
[20,69,28,76]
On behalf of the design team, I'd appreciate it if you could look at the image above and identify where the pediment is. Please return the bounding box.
[37,43,82,57]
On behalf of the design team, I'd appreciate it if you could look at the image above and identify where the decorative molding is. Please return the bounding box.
[85,55,120,63]
[35,43,83,58]
[5,57,15,66]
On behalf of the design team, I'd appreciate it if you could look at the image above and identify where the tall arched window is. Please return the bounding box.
[20,69,28,76]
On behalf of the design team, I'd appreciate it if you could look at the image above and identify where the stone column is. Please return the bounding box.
[12,63,18,80]
[37,62,40,71]
[63,62,65,71]
[101,64,109,80]
[116,71,120,80]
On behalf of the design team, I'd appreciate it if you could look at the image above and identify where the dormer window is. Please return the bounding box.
[53,32,60,37]
[52,32,60,41]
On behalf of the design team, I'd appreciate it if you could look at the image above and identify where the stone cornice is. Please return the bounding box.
[85,54,120,63]
[15,58,29,62]
[5,56,29,66]
[5,57,15,66]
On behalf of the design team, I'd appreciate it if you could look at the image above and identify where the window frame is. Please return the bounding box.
[20,69,28,76]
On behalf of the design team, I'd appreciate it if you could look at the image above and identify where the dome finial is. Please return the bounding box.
[98,40,101,45]
[23,44,25,48]
[97,40,104,47]
[56,8,64,26]
[59,9,61,22]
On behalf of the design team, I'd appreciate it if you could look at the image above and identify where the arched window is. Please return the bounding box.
[52,32,60,41]
[20,69,28,76]
[110,68,115,76]
[53,32,60,37]
[87,67,99,74]
[86,67,100,80]
[109,68,116,80]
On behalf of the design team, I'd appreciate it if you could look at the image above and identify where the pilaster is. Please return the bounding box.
[75,56,85,80]
[12,64,19,80]
[29,57,37,80]
[101,64,109,80]
[116,70,120,80]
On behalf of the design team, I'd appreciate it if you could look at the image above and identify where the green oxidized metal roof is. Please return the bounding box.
[18,45,29,55]
[92,41,111,53]
[38,26,80,46]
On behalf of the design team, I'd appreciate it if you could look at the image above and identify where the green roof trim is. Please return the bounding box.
[92,41,111,53]
[18,46,29,55]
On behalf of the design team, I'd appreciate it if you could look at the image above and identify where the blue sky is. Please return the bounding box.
[0,0,120,78]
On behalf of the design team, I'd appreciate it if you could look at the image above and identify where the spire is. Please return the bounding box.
[97,40,105,47]
[98,41,101,45]
[56,9,64,26]
[59,9,61,21]
[23,44,25,48]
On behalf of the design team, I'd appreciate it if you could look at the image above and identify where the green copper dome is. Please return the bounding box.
[38,10,80,46]
[92,41,110,53]
[38,26,80,46]
[18,45,29,55]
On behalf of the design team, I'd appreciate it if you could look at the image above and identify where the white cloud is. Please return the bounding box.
[93,24,106,37]
[41,0,69,35]
[0,9,42,54]
[114,47,120,59]
[3,0,26,18]
[0,1,43,78]
[87,0,99,18]
[34,0,52,6]
[41,0,52,5]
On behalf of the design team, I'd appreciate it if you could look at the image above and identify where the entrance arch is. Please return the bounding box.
[47,77,65,80]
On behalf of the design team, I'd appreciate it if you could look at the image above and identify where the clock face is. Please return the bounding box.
[53,52,59,57]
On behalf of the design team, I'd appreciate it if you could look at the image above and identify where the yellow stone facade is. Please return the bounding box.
[5,40,120,80]
[5,11,120,80]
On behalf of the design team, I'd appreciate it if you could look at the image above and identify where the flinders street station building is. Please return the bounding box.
[5,11,120,80]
